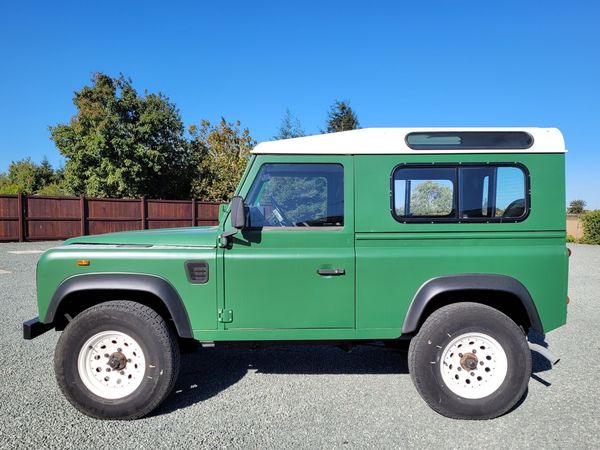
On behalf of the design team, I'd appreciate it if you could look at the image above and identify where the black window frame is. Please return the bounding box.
[390,162,531,224]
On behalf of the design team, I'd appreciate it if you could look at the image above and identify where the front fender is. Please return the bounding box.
[43,273,193,338]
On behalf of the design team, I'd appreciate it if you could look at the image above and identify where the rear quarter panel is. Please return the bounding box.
[354,153,568,335]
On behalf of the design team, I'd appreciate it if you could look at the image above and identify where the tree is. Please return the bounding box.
[396,180,453,216]
[274,109,304,140]
[568,199,586,214]
[2,158,38,194]
[50,73,193,199]
[189,118,255,202]
[0,157,65,195]
[325,100,359,133]
[262,174,328,225]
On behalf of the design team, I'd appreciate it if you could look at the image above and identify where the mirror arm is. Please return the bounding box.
[219,229,238,248]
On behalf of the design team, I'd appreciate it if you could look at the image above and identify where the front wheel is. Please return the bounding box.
[54,301,180,420]
[408,302,531,419]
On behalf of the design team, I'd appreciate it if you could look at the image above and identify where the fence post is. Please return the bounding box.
[140,197,147,230]
[17,193,25,242]
[191,199,196,226]
[80,196,86,236]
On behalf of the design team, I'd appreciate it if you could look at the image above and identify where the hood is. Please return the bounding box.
[64,226,219,248]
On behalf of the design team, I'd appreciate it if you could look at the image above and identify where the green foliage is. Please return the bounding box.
[36,182,68,196]
[0,179,21,194]
[325,100,359,133]
[274,109,304,140]
[566,234,578,243]
[568,199,586,214]
[50,73,193,199]
[396,180,453,216]
[581,210,600,245]
[2,158,38,194]
[189,118,255,202]
[263,176,327,225]
[0,157,64,195]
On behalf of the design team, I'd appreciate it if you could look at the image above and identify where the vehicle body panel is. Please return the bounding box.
[63,225,219,247]
[36,245,218,331]
[31,132,568,342]
[354,153,567,334]
[221,155,355,330]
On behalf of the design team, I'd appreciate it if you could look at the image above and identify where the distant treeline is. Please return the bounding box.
[0,73,359,201]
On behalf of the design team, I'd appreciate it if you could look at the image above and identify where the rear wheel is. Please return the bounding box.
[54,301,180,420]
[408,302,531,419]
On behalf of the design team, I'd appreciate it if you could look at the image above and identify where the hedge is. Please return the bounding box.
[581,210,600,245]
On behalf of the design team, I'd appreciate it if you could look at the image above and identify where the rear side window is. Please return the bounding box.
[392,164,528,223]
[393,168,456,218]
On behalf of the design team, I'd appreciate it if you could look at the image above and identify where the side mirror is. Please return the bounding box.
[229,196,247,229]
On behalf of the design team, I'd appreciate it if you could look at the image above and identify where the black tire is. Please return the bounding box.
[54,301,180,420]
[408,302,531,419]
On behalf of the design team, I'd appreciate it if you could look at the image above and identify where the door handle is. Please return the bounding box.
[317,268,346,276]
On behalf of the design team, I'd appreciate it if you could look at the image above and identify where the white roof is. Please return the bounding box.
[252,127,566,155]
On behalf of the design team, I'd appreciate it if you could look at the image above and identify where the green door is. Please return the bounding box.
[223,157,355,330]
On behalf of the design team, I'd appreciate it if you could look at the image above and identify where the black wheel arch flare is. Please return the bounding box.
[43,273,193,338]
[402,274,543,334]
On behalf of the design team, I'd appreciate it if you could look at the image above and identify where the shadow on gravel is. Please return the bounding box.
[155,344,409,416]
[528,330,554,387]
[155,334,555,417]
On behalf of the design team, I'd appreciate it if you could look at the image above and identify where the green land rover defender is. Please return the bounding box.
[24,128,569,420]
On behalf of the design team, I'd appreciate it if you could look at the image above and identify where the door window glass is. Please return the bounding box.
[245,163,344,227]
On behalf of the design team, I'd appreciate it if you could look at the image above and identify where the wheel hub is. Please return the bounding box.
[77,330,146,400]
[440,332,508,399]
[108,352,127,371]
[460,352,478,371]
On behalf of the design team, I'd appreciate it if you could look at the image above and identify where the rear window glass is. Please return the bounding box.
[406,132,533,150]
[392,164,528,222]
[393,168,455,218]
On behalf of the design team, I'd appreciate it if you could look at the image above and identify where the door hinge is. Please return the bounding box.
[218,308,233,323]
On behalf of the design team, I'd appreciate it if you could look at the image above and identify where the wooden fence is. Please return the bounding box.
[0,194,221,242]
[566,214,584,239]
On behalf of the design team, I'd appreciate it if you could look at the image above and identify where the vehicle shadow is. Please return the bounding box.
[155,337,553,416]
[155,343,409,416]
[528,330,554,386]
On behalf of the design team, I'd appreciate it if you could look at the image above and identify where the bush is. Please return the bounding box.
[566,234,578,243]
[581,210,600,245]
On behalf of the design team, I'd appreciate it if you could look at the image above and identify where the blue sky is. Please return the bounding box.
[1,1,598,207]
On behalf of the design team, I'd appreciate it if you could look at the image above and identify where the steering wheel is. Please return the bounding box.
[268,195,294,227]
[502,198,525,219]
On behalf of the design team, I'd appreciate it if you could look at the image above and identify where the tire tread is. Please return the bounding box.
[408,302,531,420]
[54,300,180,420]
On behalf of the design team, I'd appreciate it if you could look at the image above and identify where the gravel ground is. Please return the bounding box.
[1,241,599,449]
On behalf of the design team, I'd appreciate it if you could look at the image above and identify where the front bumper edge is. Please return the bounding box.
[23,317,53,340]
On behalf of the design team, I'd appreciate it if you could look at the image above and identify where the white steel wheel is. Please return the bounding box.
[440,332,508,399]
[77,330,146,400]
[409,303,531,419]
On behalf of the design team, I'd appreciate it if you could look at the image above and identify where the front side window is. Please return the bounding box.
[393,164,528,222]
[245,163,344,228]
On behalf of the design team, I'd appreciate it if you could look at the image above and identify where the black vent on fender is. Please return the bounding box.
[185,261,209,284]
